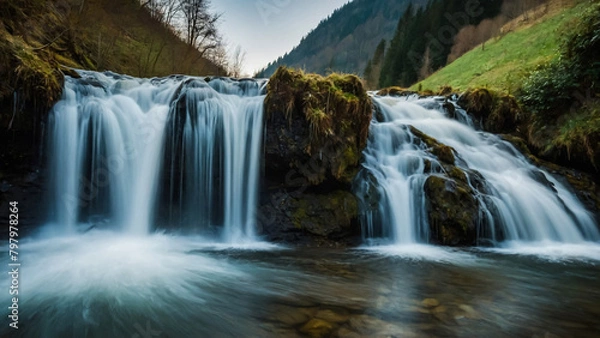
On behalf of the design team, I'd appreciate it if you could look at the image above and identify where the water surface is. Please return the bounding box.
[3,232,600,337]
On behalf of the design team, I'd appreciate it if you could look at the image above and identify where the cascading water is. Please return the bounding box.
[356,95,599,246]
[47,71,266,242]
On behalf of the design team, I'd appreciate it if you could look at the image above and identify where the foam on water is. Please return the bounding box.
[356,243,480,264]
[482,241,600,262]
[0,230,287,337]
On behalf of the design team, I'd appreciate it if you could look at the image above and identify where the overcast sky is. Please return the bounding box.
[211,0,349,76]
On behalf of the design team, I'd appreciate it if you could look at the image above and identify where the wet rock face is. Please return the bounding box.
[409,126,483,246]
[259,67,371,246]
[258,189,361,247]
[424,176,478,246]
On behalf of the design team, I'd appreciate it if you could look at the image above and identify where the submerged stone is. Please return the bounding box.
[421,298,440,308]
[299,318,335,338]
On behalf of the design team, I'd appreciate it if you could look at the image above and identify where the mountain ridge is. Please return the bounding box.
[255,0,427,78]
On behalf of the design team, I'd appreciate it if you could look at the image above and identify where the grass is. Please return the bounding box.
[411,1,586,93]
[547,100,600,168]
[70,0,225,77]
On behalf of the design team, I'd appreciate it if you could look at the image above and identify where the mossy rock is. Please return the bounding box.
[436,85,454,96]
[264,67,372,186]
[409,126,456,164]
[424,175,478,246]
[376,86,418,97]
[458,88,527,134]
[458,88,494,119]
[376,86,443,98]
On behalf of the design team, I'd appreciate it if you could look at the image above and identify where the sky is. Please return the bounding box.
[211,0,349,76]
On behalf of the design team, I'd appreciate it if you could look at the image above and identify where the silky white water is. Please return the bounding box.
[356,95,599,246]
[47,71,266,242]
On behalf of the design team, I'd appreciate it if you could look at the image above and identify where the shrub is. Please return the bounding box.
[519,1,600,121]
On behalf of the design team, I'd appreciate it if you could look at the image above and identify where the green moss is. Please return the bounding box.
[376,86,418,97]
[291,191,359,236]
[0,28,63,105]
[550,102,600,169]
[458,88,525,134]
[448,167,467,183]
[265,66,372,185]
[409,126,456,164]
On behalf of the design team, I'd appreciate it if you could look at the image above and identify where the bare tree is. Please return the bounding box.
[141,0,181,27]
[209,43,229,74]
[229,45,246,78]
[180,0,221,57]
[139,0,226,71]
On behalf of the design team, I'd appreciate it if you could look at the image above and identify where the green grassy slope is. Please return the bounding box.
[411,2,584,93]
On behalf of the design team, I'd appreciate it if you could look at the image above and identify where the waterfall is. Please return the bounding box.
[356,95,599,246]
[47,71,265,242]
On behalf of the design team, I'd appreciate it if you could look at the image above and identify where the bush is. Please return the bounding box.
[519,59,579,120]
[519,1,600,121]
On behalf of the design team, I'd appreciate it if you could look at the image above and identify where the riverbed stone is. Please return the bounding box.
[271,305,316,326]
[299,318,335,338]
[335,326,361,338]
[348,314,388,333]
[457,304,480,319]
[315,308,350,323]
[421,298,440,308]
[432,305,447,314]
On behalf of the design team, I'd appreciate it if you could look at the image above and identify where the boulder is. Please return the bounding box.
[259,67,371,246]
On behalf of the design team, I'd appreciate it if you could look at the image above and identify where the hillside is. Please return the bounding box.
[0,0,225,177]
[255,0,427,78]
[0,0,225,96]
[411,0,580,93]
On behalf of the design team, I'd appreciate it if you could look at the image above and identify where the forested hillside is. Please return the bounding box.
[255,0,428,78]
[375,0,550,88]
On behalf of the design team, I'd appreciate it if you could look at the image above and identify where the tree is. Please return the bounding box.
[180,0,221,57]
[372,39,386,66]
[141,0,180,26]
[229,45,246,78]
